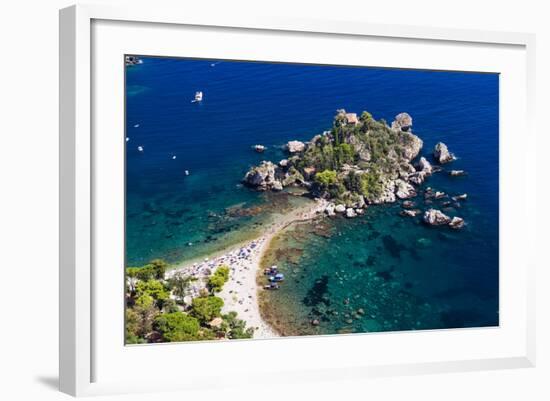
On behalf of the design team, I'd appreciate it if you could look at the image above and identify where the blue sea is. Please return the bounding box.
[126,56,499,334]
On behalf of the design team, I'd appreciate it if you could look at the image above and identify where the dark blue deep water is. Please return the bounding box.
[126,57,499,333]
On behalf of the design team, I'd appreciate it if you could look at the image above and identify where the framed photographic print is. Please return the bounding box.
[60,4,536,396]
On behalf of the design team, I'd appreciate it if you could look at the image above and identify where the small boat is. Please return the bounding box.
[184,170,190,176]
[269,273,285,282]
[172,155,177,160]
[253,144,266,153]
[137,146,144,152]
[192,91,203,102]
[264,283,280,290]
[125,137,130,142]
[133,124,140,128]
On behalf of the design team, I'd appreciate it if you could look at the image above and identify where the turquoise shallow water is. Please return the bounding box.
[126,56,498,333]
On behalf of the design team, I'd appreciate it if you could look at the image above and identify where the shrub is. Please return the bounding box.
[314,170,338,188]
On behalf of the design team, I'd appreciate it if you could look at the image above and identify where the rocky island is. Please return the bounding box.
[243,109,465,229]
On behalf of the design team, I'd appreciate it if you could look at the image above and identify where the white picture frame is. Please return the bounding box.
[59,4,536,397]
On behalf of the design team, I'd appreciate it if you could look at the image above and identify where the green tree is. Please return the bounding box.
[222,311,254,339]
[125,308,143,344]
[126,294,159,342]
[148,259,167,280]
[126,259,168,283]
[207,265,230,293]
[191,296,224,324]
[334,143,355,166]
[168,272,195,303]
[135,280,170,308]
[154,312,201,342]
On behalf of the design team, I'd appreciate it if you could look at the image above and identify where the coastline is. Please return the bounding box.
[166,197,328,339]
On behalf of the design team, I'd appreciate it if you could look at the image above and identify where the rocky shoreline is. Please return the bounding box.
[243,110,467,230]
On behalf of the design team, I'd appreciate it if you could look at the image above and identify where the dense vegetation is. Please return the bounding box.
[269,109,419,205]
[125,261,253,343]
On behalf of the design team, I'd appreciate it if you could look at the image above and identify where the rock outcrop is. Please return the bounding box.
[433,142,455,164]
[400,132,423,160]
[286,140,306,153]
[391,112,413,132]
[423,209,452,226]
[243,161,282,191]
[417,157,433,175]
[395,179,417,199]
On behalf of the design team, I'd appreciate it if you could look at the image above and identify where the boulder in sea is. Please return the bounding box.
[325,203,336,216]
[243,161,282,191]
[400,209,420,217]
[434,191,446,199]
[402,200,416,209]
[345,208,357,218]
[335,204,346,213]
[279,159,289,167]
[391,112,413,132]
[449,170,467,177]
[452,193,468,201]
[448,216,465,229]
[286,140,306,153]
[423,208,452,226]
[433,142,456,164]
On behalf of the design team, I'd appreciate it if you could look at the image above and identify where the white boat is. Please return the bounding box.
[172,155,177,160]
[253,144,266,153]
[184,170,190,176]
[192,91,203,102]
[137,146,143,152]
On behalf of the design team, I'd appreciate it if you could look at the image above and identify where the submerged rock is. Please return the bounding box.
[433,142,456,164]
[400,209,420,217]
[423,209,451,226]
[452,193,468,201]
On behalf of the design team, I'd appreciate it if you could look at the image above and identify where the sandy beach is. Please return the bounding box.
[167,197,327,339]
